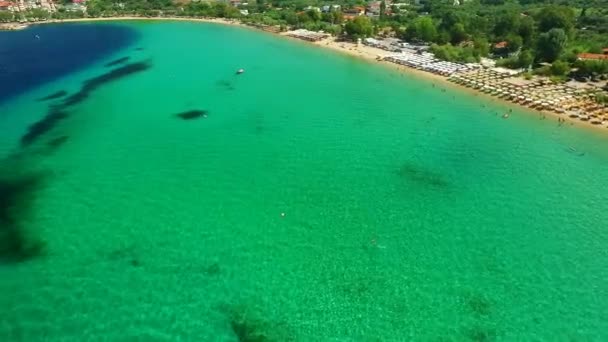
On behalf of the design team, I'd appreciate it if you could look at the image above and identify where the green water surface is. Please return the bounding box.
[1,21,607,341]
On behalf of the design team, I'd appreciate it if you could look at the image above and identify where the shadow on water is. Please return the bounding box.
[453,290,498,341]
[0,163,47,263]
[36,90,67,102]
[223,304,293,342]
[20,108,69,147]
[20,61,152,147]
[104,56,130,68]
[216,80,236,91]
[397,161,450,189]
[465,326,497,342]
[175,109,208,120]
[106,244,142,268]
[63,60,152,107]
[46,135,69,149]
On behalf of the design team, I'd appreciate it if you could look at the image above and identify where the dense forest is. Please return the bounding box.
[1,0,607,78]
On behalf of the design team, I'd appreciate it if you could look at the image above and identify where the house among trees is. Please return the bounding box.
[577,48,608,61]
[343,6,365,20]
[0,1,13,11]
[321,5,340,13]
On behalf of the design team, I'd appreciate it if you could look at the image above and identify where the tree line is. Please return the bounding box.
[1,0,606,79]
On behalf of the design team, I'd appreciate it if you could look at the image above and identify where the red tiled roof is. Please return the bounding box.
[494,41,508,49]
[577,53,608,60]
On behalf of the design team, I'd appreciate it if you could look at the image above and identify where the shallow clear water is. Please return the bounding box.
[1,21,607,341]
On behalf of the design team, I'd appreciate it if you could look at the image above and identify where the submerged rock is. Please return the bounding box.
[20,108,69,147]
[63,61,152,107]
[398,162,449,188]
[20,61,152,148]
[104,56,130,68]
[47,135,69,148]
[175,110,208,120]
[36,90,67,102]
[0,169,46,262]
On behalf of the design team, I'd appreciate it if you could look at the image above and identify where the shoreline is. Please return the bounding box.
[304,36,607,136]
[25,16,246,27]
[8,16,608,136]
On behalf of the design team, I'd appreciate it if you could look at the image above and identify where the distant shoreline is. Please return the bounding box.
[27,16,245,27]
[9,16,607,136]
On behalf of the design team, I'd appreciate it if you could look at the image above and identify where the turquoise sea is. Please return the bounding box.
[1,21,607,341]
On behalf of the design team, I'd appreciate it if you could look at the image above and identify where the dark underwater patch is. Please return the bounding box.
[36,90,67,102]
[202,262,221,276]
[20,61,152,147]
[175,110,208,120]
[465,326,497,342]
[63,61,152,108]
[47,136,69,149]
[135,47,144,51]
[225,305,292,342]
[397,162,449,188]
[107,244,142,267]
[20,108,69,147]
[104,56,130,68]
[463,292,492,316]
[0,169,46,263]
[216,80,235,91]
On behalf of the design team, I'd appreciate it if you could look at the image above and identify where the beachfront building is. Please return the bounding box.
[286,29,329,42]
[577,49,608,61]
[1,0,57,12]
[343,6,365,17]
[0,1,14,11]
[321,5,340,13]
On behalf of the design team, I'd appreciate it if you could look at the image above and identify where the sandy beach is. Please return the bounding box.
[305,36,607,135]
[12,16,608,135]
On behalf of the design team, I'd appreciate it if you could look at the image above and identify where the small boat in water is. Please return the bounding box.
[236,68,245,75]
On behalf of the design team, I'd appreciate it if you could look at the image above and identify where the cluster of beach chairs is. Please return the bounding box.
[363,38,402,52]
[286,29,329,42]
[384,53,471,76]
[450,69,608,126]
[359,36,608,126]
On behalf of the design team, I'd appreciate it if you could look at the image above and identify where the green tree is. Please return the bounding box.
[473,37,490,57]
[493,11,520,38]
[536,28,568,62]
[450,22,467,44]
[518,50,535,69]
[404,16,437,43]
[536,6,575,35]
[284,10,298,26]
[550,60,570,76]
[0,11,13,22]
[331,10,343,25]
[518,16,535,48]
[322,10,343,25]
[257,0,265,13]
[344,15,373,39]
[306,9,321,22]
[505,34,523,53]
